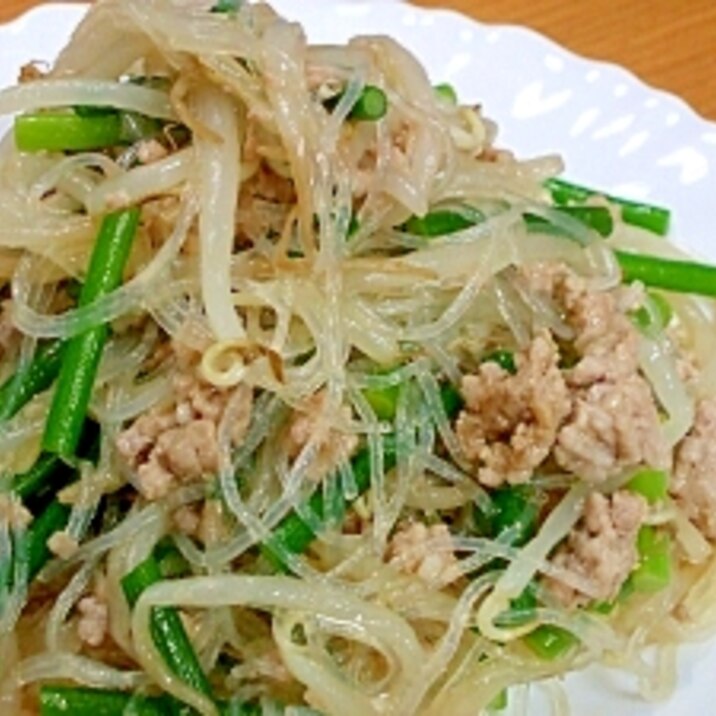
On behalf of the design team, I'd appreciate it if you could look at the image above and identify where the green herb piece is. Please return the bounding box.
[631,291,674,332]
[614,250,716,297]
[475,486,539,548]
[523,625,579,660]
[434,83,458,105]
[545,177,670,236]
[121,554,214,701]
[363,384,402,422]
[626,469,668,505]
[495,582,538,628]
[439,382,464,420]
[0,340,63,423]
[10,453,69,502]
[629,526,672,593]
[14,112,122,152]
[349,85,388,121]
[482,350,516,375]
[403,207,484,237]
[39,685,262,716]
[27,501,71,580]
[211,0,243,13]
[42,208,140,458]
[488,689,508,712]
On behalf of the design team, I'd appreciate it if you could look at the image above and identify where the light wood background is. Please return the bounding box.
[2,0,715,119]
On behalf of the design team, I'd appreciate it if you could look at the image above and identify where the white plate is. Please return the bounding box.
[1,3,716,715]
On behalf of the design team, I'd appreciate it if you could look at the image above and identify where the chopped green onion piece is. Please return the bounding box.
[648,292,673,327]
[42,208,140,458]
[524,625,579,660]
[546,177,671,236]
[439,382,464,420]
[615,250,716,297]
[0,340,63,423]
[211,0,243,12]
[14,112,122,152]
[122,554,214,700]
[631,291,674,332]
[347,213,360,239]
[403,207,484,237]
[488,689,508,712]
[73,104,118,118]
[27,501,71,580]
[7,426,96,504]
[10,453,69,503]
[482,349,517,375]
[481,486,539,547]
[363,384,401,421]
[39,686,170,716]
[495,582,537,627]
[629,526,672,593]
[349,85,388,122]
[588,599,617,615]
[434,82,458,105]
[39,685,262,716]
[626,469,668,504]
[617,576,636,603]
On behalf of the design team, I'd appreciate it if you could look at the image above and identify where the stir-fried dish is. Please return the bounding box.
[1,1,716,714]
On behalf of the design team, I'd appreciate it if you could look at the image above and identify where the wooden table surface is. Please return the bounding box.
[1,0,715,120]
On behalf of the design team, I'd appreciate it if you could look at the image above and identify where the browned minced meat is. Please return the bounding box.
[554,375,669,483]
[115,343,252,500]
[546,490,646,608]
[456,330,570,487]
[522,263,669,481]
[285,390,359,482]
[522,262,642,386]
[387,522,460,588]
[671,398,716,539]
[76,594,109,648]
[173,499,229,547]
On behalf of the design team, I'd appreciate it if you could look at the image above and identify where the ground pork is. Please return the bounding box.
[671,398,716,539]
[546,490,646,608]
[115,342,253,500]
[554,375,669,482]
[172,499,229,546]
[135,138,169,165]
[387,522,460,588]
[455,330,571,487]
[76,595,109,647]
[522,262,642,385]
[285,390,359,482]
[522,263,669,481]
